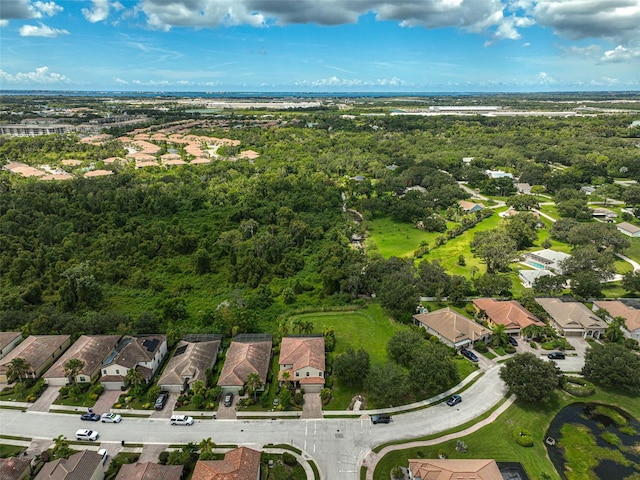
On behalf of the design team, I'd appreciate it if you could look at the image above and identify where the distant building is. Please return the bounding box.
[413,308,491,350]
[0,332,22,360]
[158,338,221,393]
[518,268,554,289]
[100,335,167,390]
[616,222,640,237]
[473,298,545,337]
[515,183,532,194]
[522,249,571,275]
[592,300,640,341]
[0,123,75,137]
[458,200,485,212]
[535,298,606,338]
[485,170,513,179]
[409,458,503,480]
[591,207,617,221]
[217,336,272,394]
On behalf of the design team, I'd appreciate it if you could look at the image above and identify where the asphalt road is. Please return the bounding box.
[0,366,507,479]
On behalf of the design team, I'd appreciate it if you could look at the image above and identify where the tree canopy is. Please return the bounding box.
[499,353,562,402]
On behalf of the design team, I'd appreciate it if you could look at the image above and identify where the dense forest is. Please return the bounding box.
[1,98,640,341]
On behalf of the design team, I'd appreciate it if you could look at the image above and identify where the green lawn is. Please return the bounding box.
[372,386,640,480]
[288,304,409,365]
[366,217,439,258]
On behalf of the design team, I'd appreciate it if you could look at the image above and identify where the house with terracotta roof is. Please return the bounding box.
[473,299,545,337]
[413,308,491,350]
[35,450,103,480]
[44,335,121,386]
[100,335,167,390]
[0,335,71,383]
[408,458,502,480]
[278,337,325,393]
[217,336,272,394]
[0,455,32,480]
[158,338,221,393]
[0,332,22,360]
[592,300,640,341]
[192,447,261,480]
[115,462,183,480]
[535,298,607,338]
[458,200,484,212]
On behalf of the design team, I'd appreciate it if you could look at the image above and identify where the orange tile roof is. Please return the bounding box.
[409,459,502,480]
[593,300,640,333]
[278,337,325,381]
[217,340,272,387]
[191,447,261,480]
[473,298,544,330]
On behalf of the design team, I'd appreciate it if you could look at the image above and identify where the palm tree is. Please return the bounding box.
[198,437,216,455]
[281,370,292,391]
[244,372,263,401]
[605,317,626,343]
[125,368,144,388]
[63,359,85,385]
[7,357,31,384]
[491,323,508,348]
[52,434,73,459]
[302,320,314,335]
[277,320,289,338]
[292,318,304,335]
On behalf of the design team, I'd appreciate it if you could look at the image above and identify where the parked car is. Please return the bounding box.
[508,337,518,346]
[75,429,99,441]
[97,448,108,465]
[101,413,122,423]
[223,392,234,407]
[154,392,169,410]
[80,412,100,421]
[170,415,194,426]
[461,348,479,362]
[446,394,462,407]
[548,351,565,360]
[371,414,392,424]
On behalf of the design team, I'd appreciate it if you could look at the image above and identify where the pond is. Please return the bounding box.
[545,403,640,480]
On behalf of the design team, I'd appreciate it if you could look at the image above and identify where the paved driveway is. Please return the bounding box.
[28,385,61,412]
[92,390,121,414]
[300,393,322,419]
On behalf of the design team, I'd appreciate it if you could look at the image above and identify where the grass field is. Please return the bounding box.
[372,387,640,480]
[365,217,439,258]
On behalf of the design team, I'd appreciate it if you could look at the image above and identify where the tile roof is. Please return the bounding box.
[217,340,272,387]
[0,455,32,480]
[617,222,640,234]
[44,335,120,380]
[103,335,166,370]
[413,308,490,345]
[458,200,484,211]
[192,447,261,480]
[278,337,325,380]
[473,299,544,330]
[158,340,220,387]
[409,458,503,480]
[116,462,184,480]
[535,298,607,331]
[0,332,22,352]
[0,335,70,376]
[35,450,102,480]
[593,300,640,333]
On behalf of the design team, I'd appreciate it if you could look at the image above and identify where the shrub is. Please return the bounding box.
[561,376,595,397]
[88,393,98,401]
[59,386,70,398]
[529,341,538,349]
[391,466,404,479]
[282,452,297,466]
[474,341,488,353]
[504,345,516,354]
[89,384,104,396]
[513,427,533,447]
[293,392,304,406]
[158,451,169,464]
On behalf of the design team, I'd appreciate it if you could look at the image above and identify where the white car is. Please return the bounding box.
[101,413,122,423]
[97,448,108,464]
[75,429,99,441]
[170,415,194,426]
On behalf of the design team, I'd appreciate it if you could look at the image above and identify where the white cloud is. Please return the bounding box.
[114,77,128,84]
[0,19,8,27]
[600,45,640,63]
[536,71,557,84]
[0,66,69,84]
[294,75,413,87]
[82,0,122,23]
[561,44,602,58]
[19,22,69,37]
[0,0,62,20]
[529,0,640,43]
[33,1,62,17]
[137,0,533,41]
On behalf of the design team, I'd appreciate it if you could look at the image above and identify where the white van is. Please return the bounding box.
[75,429,99,441]
[170,415,194,426]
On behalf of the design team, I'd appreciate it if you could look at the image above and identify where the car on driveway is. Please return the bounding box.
[548,351,565,360]
[223,392,234,407]
[97,448,108,465]
[154,392,169,410]
[101,413,122,423]
[371,414,391,424]
[80,412,100,421]
[508,337,518,346]
[446,394,462,407]
[460,348,479,362]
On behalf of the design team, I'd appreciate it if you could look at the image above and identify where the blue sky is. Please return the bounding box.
[1,0,639,92]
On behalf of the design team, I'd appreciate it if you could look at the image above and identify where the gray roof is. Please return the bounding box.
[44,335,121,379]
[35,450,102,480]
[158,340,220,387]
[535,298,607,331]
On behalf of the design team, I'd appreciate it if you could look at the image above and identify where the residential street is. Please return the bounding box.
[0,366,507,479]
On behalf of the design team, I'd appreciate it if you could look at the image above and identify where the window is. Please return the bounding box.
[295,372,299,377]
[306,372,309,376]
[319,372,322,376]
[103,369,106,374]
[116,369,120,374]
[79,377,85,382]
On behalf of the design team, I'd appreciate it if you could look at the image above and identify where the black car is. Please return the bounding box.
[461,348,479,362]
[223,392,234,407]
[371,414,391,424]
[548,351,565,360]
[446,394,462,407]
[81,412,100,421]
[508,337,518,346]
[154,392,169,410]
